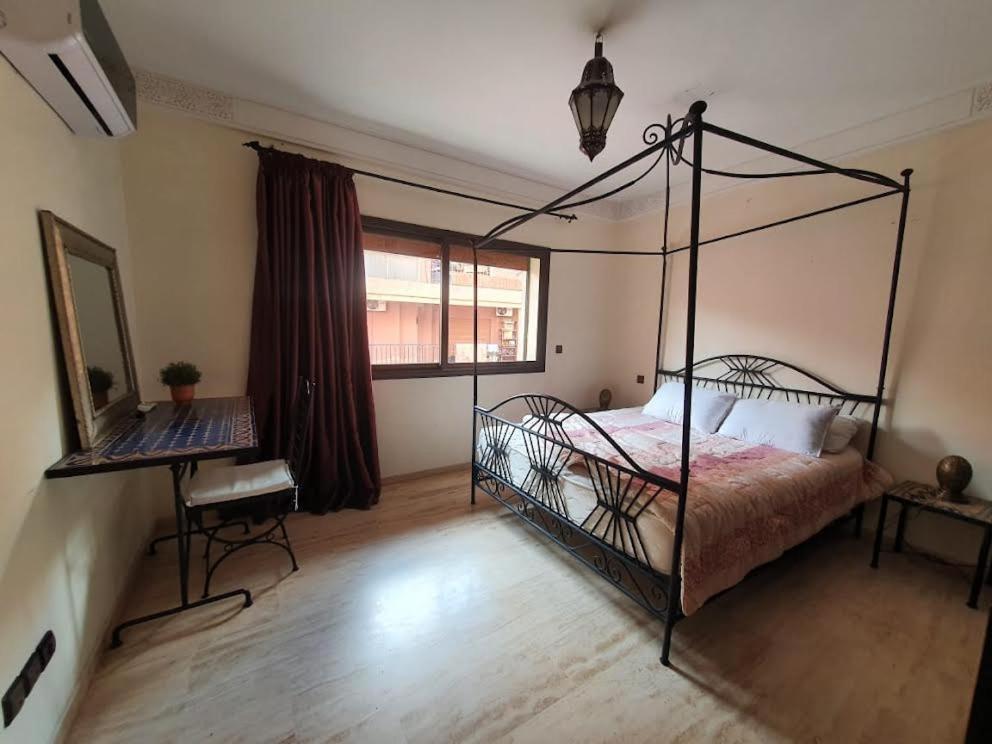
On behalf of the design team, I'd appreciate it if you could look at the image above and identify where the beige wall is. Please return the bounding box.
[610,117,992,555]
[120,104,992,492]
[0,62,156,741]
[115,102,990,546]
[119,105,620,479]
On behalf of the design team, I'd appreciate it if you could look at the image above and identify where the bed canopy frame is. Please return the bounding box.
[468,101,912,666]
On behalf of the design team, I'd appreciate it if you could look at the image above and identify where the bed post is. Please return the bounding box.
[661,100,706,667]
[866,169,912,462]
[860,168,911,536]
[653,146,671,392]
[653,252,668,391]
[470,239,479,505]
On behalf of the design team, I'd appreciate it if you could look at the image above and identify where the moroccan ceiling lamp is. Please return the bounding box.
[568,32,624,161]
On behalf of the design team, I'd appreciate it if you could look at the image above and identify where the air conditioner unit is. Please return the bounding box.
[495,307,513,317]
[0,0,136,136]
[366,300,387,312]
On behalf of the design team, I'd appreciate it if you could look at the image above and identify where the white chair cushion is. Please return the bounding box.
[185,459,295,508]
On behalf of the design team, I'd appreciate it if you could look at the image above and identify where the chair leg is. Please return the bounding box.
[202,515,298,597]
[203,526,215,585]
[197,492,301,597]
[277,515,300,572]
[147,520,250,555]
[203,543,237,599]
[201,521,234,597]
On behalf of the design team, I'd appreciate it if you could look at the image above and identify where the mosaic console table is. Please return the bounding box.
[46,397,258,646]
[871,480,992,609]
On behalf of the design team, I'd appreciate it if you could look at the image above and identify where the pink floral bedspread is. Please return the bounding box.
[557,407,892,615]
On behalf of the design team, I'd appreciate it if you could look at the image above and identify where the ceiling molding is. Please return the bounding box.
[133,69,620,222]
[134,70,233,121]
[616,83,992,221]
[133,70,992,225]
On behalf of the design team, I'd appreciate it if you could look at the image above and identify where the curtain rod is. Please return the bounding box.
[241,141,577,223]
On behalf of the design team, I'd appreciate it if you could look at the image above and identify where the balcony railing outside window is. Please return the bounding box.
[368,343,440,365]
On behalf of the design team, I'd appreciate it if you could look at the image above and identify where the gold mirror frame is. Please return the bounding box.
[40,211,139,449]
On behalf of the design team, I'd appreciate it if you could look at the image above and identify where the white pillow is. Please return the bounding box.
[823,415,860,454]
[717,398,838,457]
[642,382,736,435]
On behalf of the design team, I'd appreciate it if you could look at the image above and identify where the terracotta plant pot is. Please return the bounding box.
[170,384,196,404]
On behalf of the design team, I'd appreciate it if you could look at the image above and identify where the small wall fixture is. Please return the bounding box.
[569,32,624,161]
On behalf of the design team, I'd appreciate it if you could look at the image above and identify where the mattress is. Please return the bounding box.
[478,406,891,614]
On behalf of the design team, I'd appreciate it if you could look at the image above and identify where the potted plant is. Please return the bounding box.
[160,361,202,404]
[87,366,115,409]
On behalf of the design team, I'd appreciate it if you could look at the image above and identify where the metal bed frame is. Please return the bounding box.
[469,101,912,666]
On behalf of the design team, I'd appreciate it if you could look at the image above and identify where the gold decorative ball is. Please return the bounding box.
[936,455,972,498]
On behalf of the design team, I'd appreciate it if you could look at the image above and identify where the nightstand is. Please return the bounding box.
[871,480,992,608]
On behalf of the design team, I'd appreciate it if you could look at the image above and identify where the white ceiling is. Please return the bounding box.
[103,0,992,203]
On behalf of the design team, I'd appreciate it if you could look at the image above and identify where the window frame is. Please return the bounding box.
[362,216,550,380]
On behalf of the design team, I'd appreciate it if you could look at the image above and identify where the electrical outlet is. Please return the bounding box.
[3,631,55,728]
[636,375,645,384]
[555,344,563,354]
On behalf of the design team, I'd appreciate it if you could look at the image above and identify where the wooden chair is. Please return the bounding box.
[184,378,315,598]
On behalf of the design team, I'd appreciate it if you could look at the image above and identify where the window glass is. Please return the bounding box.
[447,246,539,364]
[363,233,441,365]
[362,221,548,378]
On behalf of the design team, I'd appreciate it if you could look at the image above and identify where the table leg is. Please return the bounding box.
[173,463,190,605]
[894,502,909,553]
[110,462,252,648]
[871,494,889,569]
[970,527,992,609]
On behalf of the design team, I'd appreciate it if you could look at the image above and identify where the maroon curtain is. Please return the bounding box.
[247,148,380,512]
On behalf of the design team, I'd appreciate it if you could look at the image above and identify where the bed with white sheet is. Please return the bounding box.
[473,354,897,646]
[486,405,890,615]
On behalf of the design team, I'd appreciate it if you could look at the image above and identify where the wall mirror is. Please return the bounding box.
[40,211,138,449]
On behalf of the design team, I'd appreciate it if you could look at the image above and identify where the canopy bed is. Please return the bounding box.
[468,101,912,666]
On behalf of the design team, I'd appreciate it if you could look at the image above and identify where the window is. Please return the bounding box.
[362,217,549,379]
[363,233,441,366]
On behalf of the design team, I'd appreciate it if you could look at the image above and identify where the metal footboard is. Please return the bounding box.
[472,394,682,622]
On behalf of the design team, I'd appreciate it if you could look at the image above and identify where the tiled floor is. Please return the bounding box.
[69,468,985,742]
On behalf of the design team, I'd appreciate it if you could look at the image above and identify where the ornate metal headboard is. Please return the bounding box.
[658,354,878,416]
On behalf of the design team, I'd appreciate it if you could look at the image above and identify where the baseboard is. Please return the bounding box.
[54,514,165,743]
[381,462,469,485]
